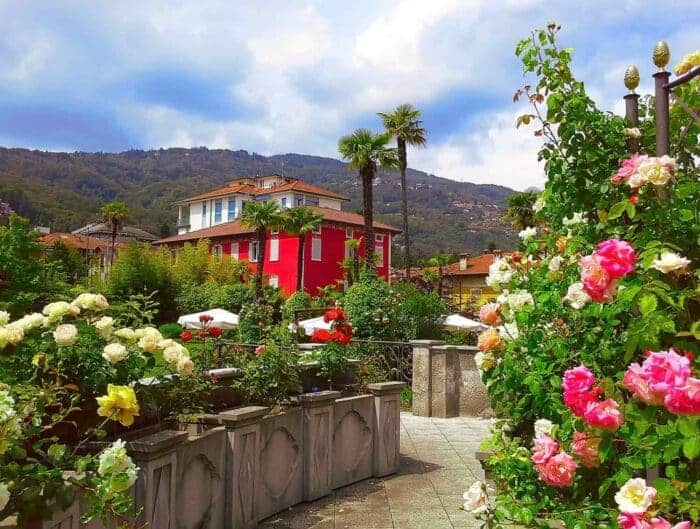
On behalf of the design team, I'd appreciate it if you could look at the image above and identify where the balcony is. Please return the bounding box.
[177,218,190,229]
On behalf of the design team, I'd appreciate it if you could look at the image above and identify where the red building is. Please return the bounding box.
[155,175,399,296]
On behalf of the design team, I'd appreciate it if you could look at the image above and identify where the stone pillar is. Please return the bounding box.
[368,382,406,477]
[299,390,340,501]
[410,340,445,416]
[129,429,188,529]
[220,406,269,529]
[429,345,460,418]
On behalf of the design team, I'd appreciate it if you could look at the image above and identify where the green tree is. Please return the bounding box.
[240,201,283,299]
[504,191,537,230]
[283,206,323,291]
[338,129,399,268]
[47,240,87,282]
[427,252,451,296]
[100,200,129,264]
[378,104,427,277]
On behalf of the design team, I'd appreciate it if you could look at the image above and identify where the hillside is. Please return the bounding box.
[0,147,517,261]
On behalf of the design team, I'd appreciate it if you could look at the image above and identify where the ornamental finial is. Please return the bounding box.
[624,65,640,93]
[653,41,670,71]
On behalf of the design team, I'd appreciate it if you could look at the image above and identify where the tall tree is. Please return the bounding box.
[338,129,399,269]
[427,253,451,297]
[378,104,427,278]
[240,201,283,299]
[283,206,323,292]
[504,191,537,231]
[100,200,129,265]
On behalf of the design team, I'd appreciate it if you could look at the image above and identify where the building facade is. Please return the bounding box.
[156,175,399,297]
[442,252,507,314]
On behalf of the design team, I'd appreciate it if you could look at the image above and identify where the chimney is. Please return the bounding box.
[459,252,469,271]
[493,249,503,258]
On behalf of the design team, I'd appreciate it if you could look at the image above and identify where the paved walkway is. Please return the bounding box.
[260,412,492,529]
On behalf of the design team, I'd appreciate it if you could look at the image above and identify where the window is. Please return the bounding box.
[280,197,288,208]
[305,196,319,207]
[311,238,322,261]
[228,198,236,221]
[268,275,279,288]
[202,202,207,226]
[375,233,384,242]
[313,224,322,235]
[230,242,239,260]
[375,244,384,266]
[269,238,279,261]
[346,227,353,238]
[295,195,304,206]
[241,200,248,214]
[249,241,259,262]
[214,200,222,223]
[344,240,352,259]
[212,244,222,259]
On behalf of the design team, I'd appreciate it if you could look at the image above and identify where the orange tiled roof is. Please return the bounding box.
[442,253,509,276]
[40,232,116,251]
[155,207,399,244]
[173,184,259,205]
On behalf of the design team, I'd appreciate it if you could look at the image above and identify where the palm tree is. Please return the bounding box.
[504,191,537,230]
[100,200,129,265]
[378,104,426,279]
[240,201,283,299]
[428,253,451,297]
[338,129,399,269]
[283,206,323,292]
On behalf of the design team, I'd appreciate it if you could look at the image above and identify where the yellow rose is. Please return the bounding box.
[97,385,140,427]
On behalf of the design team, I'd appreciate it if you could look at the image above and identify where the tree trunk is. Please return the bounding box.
[296,233,305,291]
[110,223,117,265]
[361,164,375,271]
[255,227,266,299]
[398,137,411,279]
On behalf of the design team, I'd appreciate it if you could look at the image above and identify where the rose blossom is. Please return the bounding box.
[651,252,691,274]
[615,478,656,514]
[580,254,616,302]
[477,328,501,351]
[623,363,665,405]
[583,398,624,431]
[562,365,595,394]
[537,451,577,487]
[53,324,78,346]
[563,282,592,310]
[642,350,690,394]
[595,239,636,279]
[571,431,600,468]
[102,343,128,364]
[534,419,554,437]
[478,303,501,326]
[462,481,490,514]
[564,386,602,417]
[176,356,194,376]
[649,517,692,529]
[612,153,645,185]
[531,433,559,465]
[664,377,700,416]
[618,512,650,529]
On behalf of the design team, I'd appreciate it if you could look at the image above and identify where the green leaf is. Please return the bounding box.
[638,294,658,315]
[608,201,628,220]
[682,437,699,459]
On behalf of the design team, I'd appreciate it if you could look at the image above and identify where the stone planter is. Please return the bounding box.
[18,382,405,529]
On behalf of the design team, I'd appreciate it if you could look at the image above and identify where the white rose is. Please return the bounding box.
[176,356,194,376]
[94,316,114,331]
[518,226,537,241]
[548,256,565,272]
[499,322,519,341]
[463,481,490,514]
[0,328,8,349]
[135,327,162,340]
[72,293,96,309]
[486,258,513,291]
[114,328,136,341]
[25,313,47,330]
[0,481,10,512]
[614,478,656,514]
[474,351,495,374]
[157,339,176,350]
[623,127,641,138]
[102,343,128,364]
[53,324,78,346]
[637,157,672,187]
[93,294,109,310]
[42,301,72,322]
[563,282,592,310]
[138,334,160,353]
[534,418,554,436]
[562,211,586,226]
[163,344,186,365]
[0,312,9,326]
[4,325,24,346]
[651,252,691,274]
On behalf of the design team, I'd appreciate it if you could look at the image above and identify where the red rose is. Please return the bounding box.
[208,326,222,338]
[311,329,331,343]
[323,308,343,323]
[180,330,193,342]
[329,331,351,346]
[199,314,213,323]
[335,323,353,340]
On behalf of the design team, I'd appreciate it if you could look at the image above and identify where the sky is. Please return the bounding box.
[0,1,698,190]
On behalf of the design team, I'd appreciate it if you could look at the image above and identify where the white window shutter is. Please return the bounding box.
[270,238,279,261]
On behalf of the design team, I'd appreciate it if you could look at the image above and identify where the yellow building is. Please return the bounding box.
[442,252,505,314]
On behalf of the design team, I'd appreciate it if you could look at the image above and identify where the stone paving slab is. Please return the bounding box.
[259,412,492,529]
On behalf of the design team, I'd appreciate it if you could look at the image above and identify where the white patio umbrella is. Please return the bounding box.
[177,308,239,329]
[289,316,332,336]
[442,314,487,332]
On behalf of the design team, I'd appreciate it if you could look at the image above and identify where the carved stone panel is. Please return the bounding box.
[332,395,373,489]
[256,408,303,519]
[302,403,334,501]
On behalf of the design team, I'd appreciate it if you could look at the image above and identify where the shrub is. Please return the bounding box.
[282,291,311,321]
[171,240,210,287]
[47,241,88,282]
[343,271,398,340]
[392,282,445,341]
[235,343,301,406]
[159,322,183,339]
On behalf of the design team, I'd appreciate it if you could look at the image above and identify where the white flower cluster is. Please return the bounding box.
[97,440,138,497]
[563,282,592,310]
[103,327,194,375]
[532,196,546,213]
[562,211,587,226]
[498,322,520,341]
[548,255,565,272]
[463,481,493,514]
[534,418,554,436]
[474,351,496,375]
[651,251,691,274]
[630,155,676,188]
[497,290,534,316]
[485,258,514,291]
[518,226,537,241]
[0,390,20,457]
[93,316,114,339]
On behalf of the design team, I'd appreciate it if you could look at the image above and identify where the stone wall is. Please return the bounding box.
[24,382,405,529]
[411,340,490,418]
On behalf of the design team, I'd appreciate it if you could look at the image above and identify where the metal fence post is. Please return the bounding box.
[652,41,671,156]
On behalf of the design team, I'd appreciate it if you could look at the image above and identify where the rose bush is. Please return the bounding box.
[465,25,699,529]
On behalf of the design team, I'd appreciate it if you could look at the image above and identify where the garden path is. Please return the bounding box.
[259,412,492,529]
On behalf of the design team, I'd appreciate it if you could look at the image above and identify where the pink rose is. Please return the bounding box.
[564,386,602,417]
[642,350,691,394]
[618,513,650,529]
[537,451,577,487]
[612,154,646,185]
[649,517,692,529]
[479,303,501,326]
[531,433,559,465]
[595,239,637,279]
[562,365,595,394]
[584,398,624,431]
[623,363,665,405]
[572,431,601,468]
[580,254,617,302]
[664,377,700,416]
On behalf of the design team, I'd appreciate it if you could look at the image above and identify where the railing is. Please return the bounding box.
[350,339,413,383]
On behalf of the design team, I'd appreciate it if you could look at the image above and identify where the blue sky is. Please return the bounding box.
[0,1,698,189]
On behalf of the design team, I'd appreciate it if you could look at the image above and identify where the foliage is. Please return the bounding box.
[171,240,211,287]
[47,241,88,282]
[283,206,323,291]
[469,25,700,529]
[238,296,277,344]
[314,340,349,387]
[392,281,445,341]
[282,291,312,321]
[234,343,302,406]
[240,201,284,299]
[343,271,399,340]
[504,191,537,230]
[158,322,183,339]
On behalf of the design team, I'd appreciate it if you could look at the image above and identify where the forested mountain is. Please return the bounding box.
[0,147,517,261]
